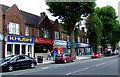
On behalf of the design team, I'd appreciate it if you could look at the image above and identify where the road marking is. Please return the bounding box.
[96,62,107,66]
[66,67,89,75]
[41,67,49,69]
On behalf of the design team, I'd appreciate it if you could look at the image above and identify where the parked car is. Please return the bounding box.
[91,52,102,58]
[115,50,119,55]
[0,55,37,72]
[55,53,74,63]
[105,49,112,56]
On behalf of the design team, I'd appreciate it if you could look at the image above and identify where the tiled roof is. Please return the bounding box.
[0,4,41,26]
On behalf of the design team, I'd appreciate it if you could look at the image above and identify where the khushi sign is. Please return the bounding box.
[7,35,34,43]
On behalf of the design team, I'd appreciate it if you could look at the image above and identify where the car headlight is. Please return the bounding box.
[0,62,7,66]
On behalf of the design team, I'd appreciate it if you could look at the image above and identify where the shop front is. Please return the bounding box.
[78,43,86,55]
[5,35,34,57]
[34,38,53,58]
[85,44,91,55]
[53,40,67,53]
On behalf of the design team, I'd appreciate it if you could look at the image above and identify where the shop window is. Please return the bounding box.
[35,44,49,53]
[43,29,49,38]
[15,44,20,55]
[25,25,29,36]
[8,22,20,35]
[22,45,26,54]
[55,31,59,39]
[7,44,13,55]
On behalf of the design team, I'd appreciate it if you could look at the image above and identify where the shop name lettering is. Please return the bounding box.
[9,36,32,42]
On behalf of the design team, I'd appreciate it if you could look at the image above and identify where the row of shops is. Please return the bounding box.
[5,35,91,58]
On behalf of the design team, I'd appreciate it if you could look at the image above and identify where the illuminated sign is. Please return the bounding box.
[53,40,67,48]
[7,35,34,43]
[35,38,53,44]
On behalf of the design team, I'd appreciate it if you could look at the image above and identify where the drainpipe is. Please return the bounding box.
[2,13,6,58]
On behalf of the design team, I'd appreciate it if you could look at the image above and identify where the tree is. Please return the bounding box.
[95,6,118,54]
[86,14,103,52]
[46,2,96,58]
[108,20,120,52]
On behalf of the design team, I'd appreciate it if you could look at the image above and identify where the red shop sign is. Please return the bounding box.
[35,38,53,44]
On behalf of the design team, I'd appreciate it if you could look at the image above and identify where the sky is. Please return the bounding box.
[0,0,120,21]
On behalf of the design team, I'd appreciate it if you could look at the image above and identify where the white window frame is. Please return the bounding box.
[62,33,64,39]
[25,25,29,36]
[67,36,69,41]
[8,22,20,35]
[78,36,80,43]
[43,29,49,38]
[55,31,59,40]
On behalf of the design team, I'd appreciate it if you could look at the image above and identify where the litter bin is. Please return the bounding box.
[37,56,43,63]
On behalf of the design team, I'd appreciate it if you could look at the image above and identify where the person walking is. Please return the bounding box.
[46,50,51,60]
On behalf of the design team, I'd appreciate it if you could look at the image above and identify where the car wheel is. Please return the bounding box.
[30,63,35,68]
[8,65,13,72]
[64,59,67,63]
[72,59,75,62]
[55,61,58,64]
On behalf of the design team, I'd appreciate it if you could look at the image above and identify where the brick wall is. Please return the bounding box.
[4,4,25,36]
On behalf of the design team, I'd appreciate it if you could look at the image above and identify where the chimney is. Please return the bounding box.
[40,12,46,19]
[82,27,84,32]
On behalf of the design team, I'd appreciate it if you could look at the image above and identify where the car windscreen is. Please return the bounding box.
[56,54,63,57]
[3,55,16,61]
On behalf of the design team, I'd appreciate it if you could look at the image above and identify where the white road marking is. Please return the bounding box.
[66,67,89,75]
[96,62,107,66]
[41,67,49,69]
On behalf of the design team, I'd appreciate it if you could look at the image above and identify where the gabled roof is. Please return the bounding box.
[0,4,41,26]
[20,11,41,26]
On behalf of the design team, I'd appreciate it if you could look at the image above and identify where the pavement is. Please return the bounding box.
[36,55,91,66]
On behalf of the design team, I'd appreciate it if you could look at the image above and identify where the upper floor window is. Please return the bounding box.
[36,29,39,37]
[25,25,29,36]
[67,36,69,41]
[78,36,80,43]
[43,29,49,38]
[62,33,64,40]
[87,38,89,43]
[8,22,20,35]
[55,31,59,39]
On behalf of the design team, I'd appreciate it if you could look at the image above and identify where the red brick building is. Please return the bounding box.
[0,4,90,59]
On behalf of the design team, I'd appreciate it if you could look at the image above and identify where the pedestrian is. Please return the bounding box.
[79,49,81,55]
[46,50,51,60]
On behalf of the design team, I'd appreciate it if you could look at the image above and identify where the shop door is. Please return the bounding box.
[28,45,32,57]
[22,45,26,55]
[15,44,20,55]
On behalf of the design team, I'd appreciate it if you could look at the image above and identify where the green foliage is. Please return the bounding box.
[46,2,96,57]
[86,14,103,52]
[95,6,118,50]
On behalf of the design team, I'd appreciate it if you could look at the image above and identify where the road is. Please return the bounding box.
[1,55,119,76]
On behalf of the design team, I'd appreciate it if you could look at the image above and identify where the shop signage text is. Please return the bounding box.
[7,35,34,43]
[35,38,53,44]
[53,40,67,48]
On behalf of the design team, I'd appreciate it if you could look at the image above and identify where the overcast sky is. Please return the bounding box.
[0,0,119,21]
